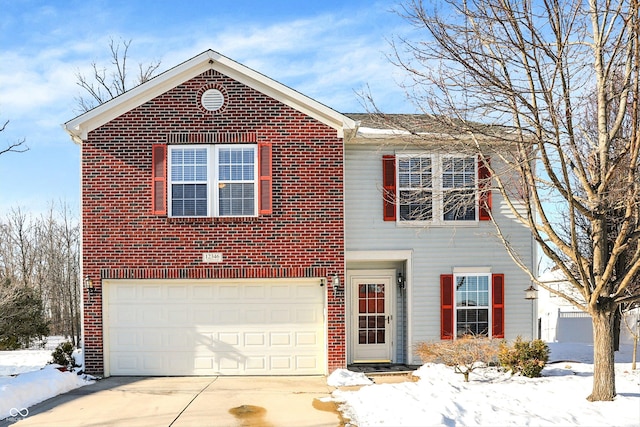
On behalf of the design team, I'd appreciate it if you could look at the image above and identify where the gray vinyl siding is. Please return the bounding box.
[345,144,537,365]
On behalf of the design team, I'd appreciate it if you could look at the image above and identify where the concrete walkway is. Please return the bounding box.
[4,376,343,427]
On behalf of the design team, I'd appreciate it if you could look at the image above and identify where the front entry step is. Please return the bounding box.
[347,363,420,374]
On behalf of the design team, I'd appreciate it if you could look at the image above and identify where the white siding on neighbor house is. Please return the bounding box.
[345,144,537,365]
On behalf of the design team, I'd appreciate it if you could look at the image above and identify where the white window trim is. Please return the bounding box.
[168,144,258,218]
[396,153,479,227]
[453,272,492,338]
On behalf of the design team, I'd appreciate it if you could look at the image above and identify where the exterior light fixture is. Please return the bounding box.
[524,284,538,339]
[397,272,405,289]
[320,277,326,287]
[332,274,340,297]
[84,276,94,290]
[524,285,538,300]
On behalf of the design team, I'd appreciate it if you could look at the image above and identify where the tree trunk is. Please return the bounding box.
[633,334,637,371]
[588,310,617,401]
[613,309,621,351]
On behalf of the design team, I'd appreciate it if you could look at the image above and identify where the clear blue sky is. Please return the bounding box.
[0,0,414,216]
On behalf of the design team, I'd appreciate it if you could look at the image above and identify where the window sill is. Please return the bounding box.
[396,220,479,228]
[166,216,259,224]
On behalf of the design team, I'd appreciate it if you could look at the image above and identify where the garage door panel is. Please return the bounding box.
[295,306,321,322]
[141,286,163,299]
[270,332,291,346]
[245,332,266,346]
[296,331,319,346]
[106,280,326,375]
[192,286,213,299]
[168,285,188,299]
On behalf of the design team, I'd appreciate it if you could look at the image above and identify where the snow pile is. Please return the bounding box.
[332,344,640,426]
[327,368,373,386]
[0,338,94,421]
[0,349,53,376]
[0,364,93,420]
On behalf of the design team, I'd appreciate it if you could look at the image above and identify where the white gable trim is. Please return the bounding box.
[64,50,355,142]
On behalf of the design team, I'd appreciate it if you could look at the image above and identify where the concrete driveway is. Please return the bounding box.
[3,376,343,427]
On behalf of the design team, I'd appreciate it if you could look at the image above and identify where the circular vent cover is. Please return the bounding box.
[201,89,225,111]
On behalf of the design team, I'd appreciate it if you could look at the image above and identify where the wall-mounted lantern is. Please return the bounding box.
[332,274,340,297]
[524,285,538,300]
[83,276,94,290]
[397,272,405,289]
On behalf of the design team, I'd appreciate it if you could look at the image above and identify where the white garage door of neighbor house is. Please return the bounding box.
[104,279,326,376]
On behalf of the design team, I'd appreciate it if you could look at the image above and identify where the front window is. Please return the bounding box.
[217,147,256,216]
[442,157,476,221]
[169,144,257,217]
[455,274,490,337]
[398,157,432,221]
[397,154,477,223]
[170,147,208,216]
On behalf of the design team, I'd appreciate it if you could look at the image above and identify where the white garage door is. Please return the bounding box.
[104,279,326,376]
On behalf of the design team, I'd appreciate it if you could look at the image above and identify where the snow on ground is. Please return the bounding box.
[1,340,638,425]
[328,369,374,387]
[333,343,640,426]
[0,337,94,421]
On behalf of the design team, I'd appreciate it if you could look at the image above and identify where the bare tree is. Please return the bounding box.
[0,203,81,346]
[378,0,640,401]
[0,119,28,156]
[75,38,161,112]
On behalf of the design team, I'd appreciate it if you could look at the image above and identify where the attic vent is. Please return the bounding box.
[201,89,224,111]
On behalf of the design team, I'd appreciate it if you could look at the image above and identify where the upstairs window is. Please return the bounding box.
[442,157,477,221]
[398,157,433,221]
[392,154,482,224]
[168,144,257,217]
[170,147,208,216]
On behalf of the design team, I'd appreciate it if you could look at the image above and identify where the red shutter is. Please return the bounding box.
[152,144,167,215]
[441,274,455,340]
[258,142,272,215]
[478,156,492,221]
[382,155,396,221]
[492,273,505,338]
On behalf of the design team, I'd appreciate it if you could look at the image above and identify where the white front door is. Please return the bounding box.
[350,272,394,362]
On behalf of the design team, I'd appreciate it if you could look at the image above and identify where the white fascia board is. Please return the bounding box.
[64,50,355,142]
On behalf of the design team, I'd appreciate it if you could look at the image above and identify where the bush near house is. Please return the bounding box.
[50,341,77,371]
[498,336,549,378]
[415,335,500,382]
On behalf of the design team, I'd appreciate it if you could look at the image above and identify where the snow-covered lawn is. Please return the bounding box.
[332,343,640,426]
[0,337,94,421]
[1,340,638,425]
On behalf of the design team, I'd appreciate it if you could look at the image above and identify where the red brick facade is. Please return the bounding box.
[81,69,345,375]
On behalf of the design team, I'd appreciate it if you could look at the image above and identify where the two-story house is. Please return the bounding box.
[65,50,537,376]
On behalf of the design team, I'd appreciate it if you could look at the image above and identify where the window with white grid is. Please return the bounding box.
[168,144,257,217]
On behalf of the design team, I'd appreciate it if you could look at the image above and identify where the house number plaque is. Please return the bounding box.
[202,253,223,263]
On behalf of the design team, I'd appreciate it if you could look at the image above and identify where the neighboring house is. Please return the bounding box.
[537,268,639,345]
[537,268,591,343]
[64,50,537,376]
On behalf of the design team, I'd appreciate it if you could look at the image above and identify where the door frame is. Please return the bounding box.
[346,250,413,365]
[346,269,396,364]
